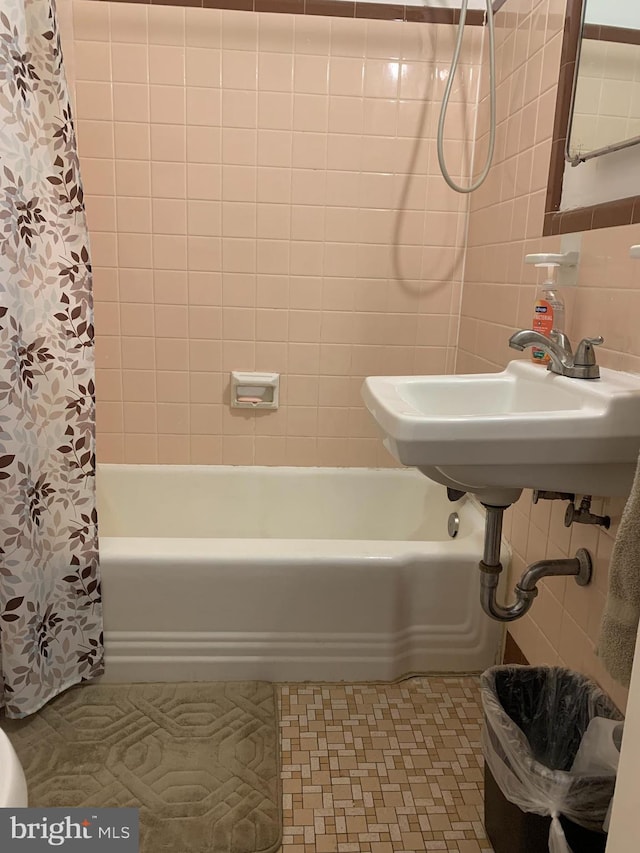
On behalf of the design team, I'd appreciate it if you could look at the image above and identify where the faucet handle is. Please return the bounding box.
[549,329,573,356]
[575,336,603,366]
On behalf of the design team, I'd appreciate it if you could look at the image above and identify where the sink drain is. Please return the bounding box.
[447,512,460,538]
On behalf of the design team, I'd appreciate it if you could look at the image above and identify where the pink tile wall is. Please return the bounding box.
[461,0,640,710]
[60,0,481,467]
[59,0,636,705]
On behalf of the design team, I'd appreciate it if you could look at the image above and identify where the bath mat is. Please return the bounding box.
[3,681,281,853]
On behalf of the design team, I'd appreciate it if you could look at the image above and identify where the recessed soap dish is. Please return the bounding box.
[230,371,279,409]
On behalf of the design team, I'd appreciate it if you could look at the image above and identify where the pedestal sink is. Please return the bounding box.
[362,360,640,506]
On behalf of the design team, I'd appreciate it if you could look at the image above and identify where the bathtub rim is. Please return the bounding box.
[98,529,488,563]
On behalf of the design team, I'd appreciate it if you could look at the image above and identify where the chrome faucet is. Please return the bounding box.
[508,329,603,379]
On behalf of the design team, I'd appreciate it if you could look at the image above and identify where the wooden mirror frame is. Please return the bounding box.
[544,0,640,235]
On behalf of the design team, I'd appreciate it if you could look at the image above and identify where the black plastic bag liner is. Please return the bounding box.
[481,665,623,853]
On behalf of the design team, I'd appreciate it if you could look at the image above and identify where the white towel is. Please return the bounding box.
[598,453,640,686]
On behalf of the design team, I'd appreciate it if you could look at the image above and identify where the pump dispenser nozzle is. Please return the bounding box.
[536,261,560,285]
[536,261,560,287]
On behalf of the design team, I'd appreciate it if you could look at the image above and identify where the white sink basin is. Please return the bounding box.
[362,360,640,503]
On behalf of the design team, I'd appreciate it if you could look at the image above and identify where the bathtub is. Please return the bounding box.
[97,465,506,682]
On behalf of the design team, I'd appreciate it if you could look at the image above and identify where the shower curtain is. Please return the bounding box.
[0,0,103,717]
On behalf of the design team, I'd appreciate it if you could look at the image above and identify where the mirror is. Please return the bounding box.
[567,2,640,164]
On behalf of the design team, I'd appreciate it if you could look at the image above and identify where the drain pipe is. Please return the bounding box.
[478,504,593,623]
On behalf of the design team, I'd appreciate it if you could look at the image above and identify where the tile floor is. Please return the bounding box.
[278,676,493,853]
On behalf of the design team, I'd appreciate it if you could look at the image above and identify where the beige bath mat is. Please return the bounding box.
[3,681,281,853]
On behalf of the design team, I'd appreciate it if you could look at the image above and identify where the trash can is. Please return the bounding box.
[481,666,623,853]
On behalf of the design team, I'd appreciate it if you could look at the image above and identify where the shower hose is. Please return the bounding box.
[437,0,497,194]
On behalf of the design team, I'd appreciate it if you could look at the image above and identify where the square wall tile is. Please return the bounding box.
[110,3,148,44]
[73,0,109,42]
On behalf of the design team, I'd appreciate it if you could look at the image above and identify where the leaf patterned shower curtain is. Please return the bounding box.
[0,0,103,717]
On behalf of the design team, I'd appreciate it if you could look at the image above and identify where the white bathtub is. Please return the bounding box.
[97,465,505,682]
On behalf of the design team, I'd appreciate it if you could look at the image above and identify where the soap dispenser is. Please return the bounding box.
[531,262,565,365]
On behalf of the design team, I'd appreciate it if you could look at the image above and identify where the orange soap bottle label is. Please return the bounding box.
[531,299,553,363]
